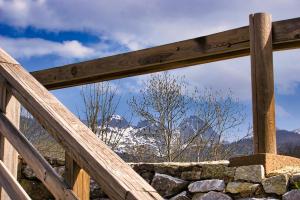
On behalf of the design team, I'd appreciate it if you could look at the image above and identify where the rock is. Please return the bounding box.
[289,173,300,188]
[235,165,265,183]
[201,164,235,180]
[188,179,225,193]
[192,191,232,200]
[151,173,188,197]
[237,198,279,200]
[181,171,202,181]
[22,165,36,179]
[226,182,260,194]
[262,174,288,195]
[169,191,190,200]
[283,189,300,200]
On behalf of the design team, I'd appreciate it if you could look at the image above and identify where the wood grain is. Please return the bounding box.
[0,50,162,200]
[250,13,277,154]
[65,153,90,200]
[31,17,300,90]
[0,160,30,200]
[0,74,20,200]
[0,111,78,199]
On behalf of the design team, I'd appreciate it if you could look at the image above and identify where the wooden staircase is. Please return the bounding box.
[0,49,163,200]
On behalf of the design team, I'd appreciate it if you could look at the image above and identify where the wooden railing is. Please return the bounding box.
[0,12,299,200]
[0,50,162,199]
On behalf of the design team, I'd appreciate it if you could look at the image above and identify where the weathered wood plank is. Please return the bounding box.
[31,17,300,90]
[0,111,78,199]
[0,160,30,200]
[65,153,90,200]
[0,50,162,200]
[250,13,277,154]
[0,75,20,200]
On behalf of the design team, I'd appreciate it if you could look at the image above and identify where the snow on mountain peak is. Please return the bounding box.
[111,114,122,120]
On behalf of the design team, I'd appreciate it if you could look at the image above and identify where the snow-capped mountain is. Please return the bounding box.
[108,114,130,128]
[293,128,300,134]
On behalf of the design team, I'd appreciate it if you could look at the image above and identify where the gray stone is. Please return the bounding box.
[192,191,232,200]
[151,173,188,197]
[235,165,265,183]
[188,179,225,193]
[169,191,190,200]
[226,182,260,194]
[22,165,36,179]
[237,198,279,200]
[201,164,235,180]
[262,174,288,195]
[283,189,300,200]
[181,171,202,181]
[289,173,300,187]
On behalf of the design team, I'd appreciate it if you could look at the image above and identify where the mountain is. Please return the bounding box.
[179,116,217,141]
[293,128,300,134]
[20,113,300,161]
[108,115,130,128]
[230,129,300,157]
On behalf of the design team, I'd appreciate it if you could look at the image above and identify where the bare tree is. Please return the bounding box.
[130,72,247,162]
[20,107,65,159]
[80,82,130,150]
[130,72,192,161]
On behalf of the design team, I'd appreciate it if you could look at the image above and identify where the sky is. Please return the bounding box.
[0,0,299,132]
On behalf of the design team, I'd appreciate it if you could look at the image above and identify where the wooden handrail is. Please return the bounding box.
[0,112,78,199]
[31,17,300,90]
[0,160,30,200]
[0,49,163,200]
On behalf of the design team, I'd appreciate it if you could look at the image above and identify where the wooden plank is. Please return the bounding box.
[0,111,78,199]
[0,74,20,200]
[65,153,90,200]
[250,13,277,154]
[0,50,162,200]
[0,160,30,200]
[30,17,300,90]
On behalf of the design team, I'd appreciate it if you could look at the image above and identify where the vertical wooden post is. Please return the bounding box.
[65,153,90,200]
[0,78,20,200]
[249,13,277,154]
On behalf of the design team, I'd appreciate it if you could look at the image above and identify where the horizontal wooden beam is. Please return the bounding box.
[0,112,78,199]
[0,50,162,200]
[31,17,300,90]
[0,160,30,200]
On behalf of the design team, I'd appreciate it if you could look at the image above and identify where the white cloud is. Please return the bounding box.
[0,36,95,59]
[1,0,300,101]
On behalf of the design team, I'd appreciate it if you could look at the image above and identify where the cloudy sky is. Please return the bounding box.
[0,0,299,131]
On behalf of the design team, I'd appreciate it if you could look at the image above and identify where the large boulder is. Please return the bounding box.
[226,182,260,194]
[151,173,188,197]
[282,189,300,200]
[262,174,288,195]
[235,165,265,183]
[188,179,225,193]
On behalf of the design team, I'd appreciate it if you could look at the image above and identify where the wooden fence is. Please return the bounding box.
[0,12,299,200]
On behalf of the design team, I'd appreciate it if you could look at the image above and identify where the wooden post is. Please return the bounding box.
[249,13,277,154]
[65,153,90,200]
[0,78,20,200]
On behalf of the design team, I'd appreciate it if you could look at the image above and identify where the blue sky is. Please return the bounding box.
[0,0,299,132]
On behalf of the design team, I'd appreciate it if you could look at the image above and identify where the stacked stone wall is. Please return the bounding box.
[18,158,300,200]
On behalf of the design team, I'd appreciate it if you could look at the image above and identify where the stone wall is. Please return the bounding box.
[18,158,300,200]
